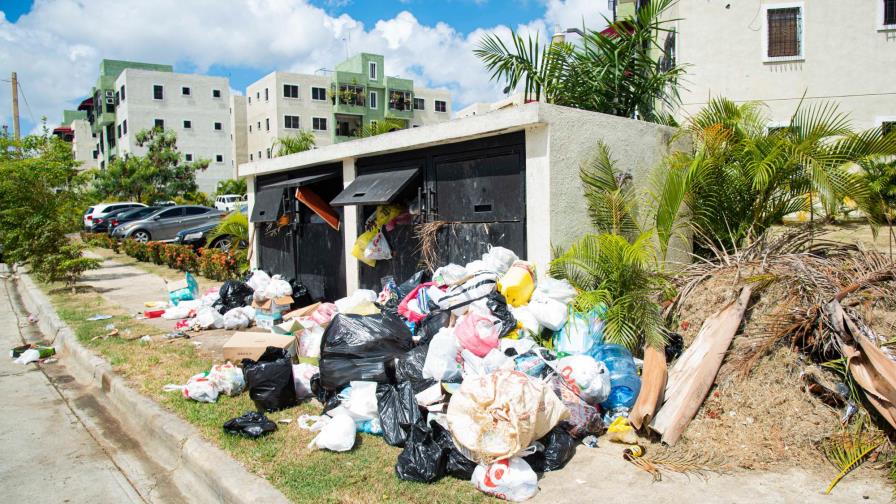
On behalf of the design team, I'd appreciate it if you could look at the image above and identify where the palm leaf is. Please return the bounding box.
[821,421,883,494]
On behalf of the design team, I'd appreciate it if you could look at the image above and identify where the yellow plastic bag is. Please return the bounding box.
[351,205,402,267]
[606,416,639,444]
[497,261,536,307]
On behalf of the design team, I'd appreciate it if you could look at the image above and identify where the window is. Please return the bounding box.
[284,115,300,129]
[435,100,447,112]
[215,154,223,163]
[153,85,163,100]
[182,86,191,96]
[154,119,164,129]
[249,125,252,132]
[250,153,254,161]
[264,88,269,101]
[369,91,378,109]
[248,96,252,105]
[214,122,223,131]
[159,208,182,219]
[283,84,299,98]
[212,89,221,98]
[185,153,193,162]
[885,0,896,27]
[116,124,122,138]
[257,121,261,129]
[258,151,261,159]
[311,86,326,101]
[93,150,98,159]
[185,207,207,216]
[369,61,377,80]
[660,30,676,73]
[120,84,126,101]
[413,98,425,110]
[765,5,803,60]
[883,121,896,137]
[266,148,271,159]
[256,91,260,99]
[122,119,127,135]
[312,117,327,131]
[183,120,192,129]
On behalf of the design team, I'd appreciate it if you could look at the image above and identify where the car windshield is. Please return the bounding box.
[85,207,94,215]
[120,206,159,219]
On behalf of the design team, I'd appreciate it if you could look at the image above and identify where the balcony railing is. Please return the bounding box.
[337,84,365,107]
[388,90,412,111]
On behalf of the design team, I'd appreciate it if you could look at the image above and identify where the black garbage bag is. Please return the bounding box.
[486,292,517,338]
[376,381,421,447]
[397,270,426,298]
[289,280,313,307]
[524,424,577,472]
[216,280,254,314]
[310,373,341,414]
[431,421,478,480]
[394,344,436,393]
[665,332,684,362]
[223,411,277,438]
[415,310,450,346]
[318,313,414,391]
[395,420,448,483]
[242,347,297,412]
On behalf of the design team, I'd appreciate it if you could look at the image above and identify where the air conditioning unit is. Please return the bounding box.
[106,97,115,105]
[105,90,114,98]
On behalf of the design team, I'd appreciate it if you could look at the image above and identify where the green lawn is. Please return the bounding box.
[44,282,486,503]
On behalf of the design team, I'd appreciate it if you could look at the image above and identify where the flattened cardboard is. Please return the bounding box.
[251,295,294,311]
[223,331,296,362]
[283,302,322,320]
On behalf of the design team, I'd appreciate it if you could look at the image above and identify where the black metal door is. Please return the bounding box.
[293,171,347,301]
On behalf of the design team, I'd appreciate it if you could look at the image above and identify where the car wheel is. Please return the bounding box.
[132,230,151,243]
[211,237,232,252]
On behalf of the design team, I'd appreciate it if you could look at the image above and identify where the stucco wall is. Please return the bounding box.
[229,95,248,179]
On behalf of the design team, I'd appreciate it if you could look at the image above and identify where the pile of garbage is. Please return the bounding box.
[162,246,647,501]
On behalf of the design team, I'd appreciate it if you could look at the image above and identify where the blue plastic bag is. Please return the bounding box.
[552,305,606,356]
[169,272,199,306]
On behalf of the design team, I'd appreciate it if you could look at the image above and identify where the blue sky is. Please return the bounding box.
[1,0,609,134]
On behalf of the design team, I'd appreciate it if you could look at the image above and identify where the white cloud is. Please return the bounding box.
[543,0,613,32]
[0,0,607,130]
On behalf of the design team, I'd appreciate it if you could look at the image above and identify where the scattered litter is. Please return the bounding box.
[41,358,58,364]
[139,335,152,343]
[86,314,112,321]
[223,411,277,438]
[163,331,189,341]
[11,344,55,364]
[163,363,245,403]
[27,313,39,324]
[277,418,292,425]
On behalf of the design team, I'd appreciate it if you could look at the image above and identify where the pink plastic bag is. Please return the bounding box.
[311,303,338,325]
[455,312,501,357]
[397,282,436,323]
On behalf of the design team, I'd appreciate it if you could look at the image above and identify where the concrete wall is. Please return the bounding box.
[115,69,233,193]
[668,0,896,130]
[229,95,248,179]
[409,86,452,127]
[71,119,97,170]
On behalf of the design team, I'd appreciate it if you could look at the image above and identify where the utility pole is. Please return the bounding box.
[11,72,21,140]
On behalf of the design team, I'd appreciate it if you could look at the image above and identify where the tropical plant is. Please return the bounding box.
[356,119,405,138]
[474,0,685,122]
[33,242,100,293]
[206,212,250,273]
[216,178,247,196]
[90,128,209,203]
[669,98,896,254]
[821,418,884,494]
[273,130,316,157]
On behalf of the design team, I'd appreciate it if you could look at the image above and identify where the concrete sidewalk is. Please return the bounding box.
[0,279,144,503]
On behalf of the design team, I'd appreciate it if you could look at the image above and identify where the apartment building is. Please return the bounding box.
[244,53,452,162]
[229,95,249,179]
[62,59,234,193]
[648,0,896,130]
[52,109,96,170]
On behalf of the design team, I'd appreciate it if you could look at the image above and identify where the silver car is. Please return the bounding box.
[113,205,223,242]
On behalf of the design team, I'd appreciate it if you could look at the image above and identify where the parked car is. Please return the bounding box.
[89,208,133,233]
[84,202,146,230]
[113,205,223,242]
[106,206,161,234]
[175,222,220,249]
[151,200,177,207]
[214,194,246,212]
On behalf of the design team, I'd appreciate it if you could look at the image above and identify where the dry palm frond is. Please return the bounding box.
[624,448,662,482]
[414,220,447,273]
[821,420,884,494]
[635,445,731,481]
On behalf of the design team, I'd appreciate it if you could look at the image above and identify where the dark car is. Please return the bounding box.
[107,206,161,234]
[174,222,220,249]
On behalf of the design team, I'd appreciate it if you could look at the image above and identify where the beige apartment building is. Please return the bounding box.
[658,0,896,131]
[229,95,248,179]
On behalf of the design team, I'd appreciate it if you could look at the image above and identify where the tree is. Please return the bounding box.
[206,212,249,271]
[216,178,247,196]
[273,130,316,157]
[90,128,208,203]
[474,0,684,122]
[356,119,405,138]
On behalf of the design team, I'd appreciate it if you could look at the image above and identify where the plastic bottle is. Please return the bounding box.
[594,344,641,411]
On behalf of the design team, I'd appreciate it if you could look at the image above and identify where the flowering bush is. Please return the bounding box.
[88,236,243,281]
[197,247,243,281]
[80,232,119,253]
[146,241,166,265]
[120,239,152,262]
[161,244,199,272]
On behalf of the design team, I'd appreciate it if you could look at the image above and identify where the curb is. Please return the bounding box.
[14,272,290,504]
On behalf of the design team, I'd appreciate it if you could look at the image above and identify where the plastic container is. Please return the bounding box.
[496,261,536,307]
[594,344,641,410]
[144,309,165,318]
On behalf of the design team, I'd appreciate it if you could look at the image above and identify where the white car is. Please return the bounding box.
[84,202,146,230]
[214,194,246,212]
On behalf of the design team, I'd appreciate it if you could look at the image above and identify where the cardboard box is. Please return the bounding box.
[283,302,322,320]
[255,310,284,330]
[222,331,296,362]
[271,318,305,335]
[252,295,294,314]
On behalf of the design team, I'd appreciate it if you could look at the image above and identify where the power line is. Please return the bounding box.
[15,79,36,125]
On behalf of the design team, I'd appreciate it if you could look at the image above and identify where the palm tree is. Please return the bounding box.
[474,0,684,122]
[355,119,405,138]
[207,211,248,255]
[272,130,316,157]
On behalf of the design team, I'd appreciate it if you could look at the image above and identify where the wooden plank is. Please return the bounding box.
[650,286,752,445]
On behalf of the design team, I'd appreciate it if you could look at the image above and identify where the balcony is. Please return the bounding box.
[334,114,363,141]
[386,90,413,120]
[333,84,366,115]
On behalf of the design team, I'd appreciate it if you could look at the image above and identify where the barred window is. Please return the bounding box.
[886,0,896,25]
[767,7,801,58]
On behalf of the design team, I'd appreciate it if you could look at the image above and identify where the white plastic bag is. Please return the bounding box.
[163,373,219,403]
[363,230,392,261]
[195,306,224,329]
[461,348,511,377]
[14,348,40,365]
[247,270,271,294]
[555,355,611,405]
[298,323,325,358]
[262,274,293,299]
[437,271,499,315]
[334,289,379,315]
[528,293,568,331]
[535,277,577,304]
[472,457,539,502]
[207,362,245,396]
[482,246,519,276]
[307,413,356,452]
[162,305,193,320]
[509,305,541,335]
[292,363,319,399]
[223,307,250,330]
[433,263,468,286]
[341,381,380,421]
[423,327,462,382]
